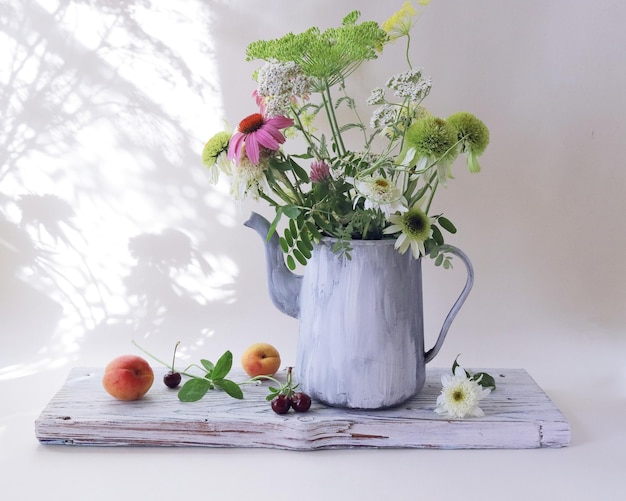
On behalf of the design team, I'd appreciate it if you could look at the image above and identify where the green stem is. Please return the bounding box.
[321,81,346,157]
[132,340,198,380]
[291,105,321,159]
[405,33,413,69]
[425,174,439,214]
[170,341,180,372]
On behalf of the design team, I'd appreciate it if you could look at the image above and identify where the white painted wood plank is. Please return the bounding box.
[35,368,570,450]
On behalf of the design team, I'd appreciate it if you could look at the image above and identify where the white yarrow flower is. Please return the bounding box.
[434,366,491,419]
[256,61,310,117]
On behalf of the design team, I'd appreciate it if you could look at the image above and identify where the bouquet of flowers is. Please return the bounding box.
[202,1,489,270]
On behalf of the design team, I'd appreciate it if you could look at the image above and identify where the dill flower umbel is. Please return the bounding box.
[245,11,388,87]
[382,0,430,41]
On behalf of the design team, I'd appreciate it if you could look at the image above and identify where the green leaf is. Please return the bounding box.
[178,378,212,402]
[472,372,496,390]
[451,355,470,378]
[438,216,457,234]
[200,359,214,373]
[435,253,444,266]
[299,226,312,249]
[338,122,365,134]
[293,248,307,266]
[267,210,283,241]
[282,205,300,219]
[286,255,296,270]
[289,158,310,183]
[214,379,244,399]
[431,225,444,246]
[279,236,289,253]
[269,157,291,172]
[306,222,324,241]
[284,228,294,247]
[296,239,312,259]
[288,218,297,238]
[211,351,233,381]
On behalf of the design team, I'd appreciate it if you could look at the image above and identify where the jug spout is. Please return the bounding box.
[244,212,302,319]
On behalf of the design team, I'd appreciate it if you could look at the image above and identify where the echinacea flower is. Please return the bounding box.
[354,175,406,217]
[399,116,458,185]
[447,112,490,173]
[383,198,433,258]
[229,146,271,201]
[228,113,293,165]
[434,366,491,419]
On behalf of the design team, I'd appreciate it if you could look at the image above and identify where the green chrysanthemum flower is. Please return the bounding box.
[404,116,457,160]
[399,116,458,185]
[202,131,231,184]
[202,131,230,168]
[446,112,490,173]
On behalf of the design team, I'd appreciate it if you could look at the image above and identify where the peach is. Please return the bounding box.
[102,355,154,401]
[241,342,281,378]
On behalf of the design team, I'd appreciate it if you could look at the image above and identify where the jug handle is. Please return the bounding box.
[424,244,474,363]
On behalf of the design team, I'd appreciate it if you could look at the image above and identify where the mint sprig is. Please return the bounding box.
[132,340,244,401]
[178,351,243,401]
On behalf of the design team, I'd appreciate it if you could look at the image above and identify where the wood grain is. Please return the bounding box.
[35,368,570,450]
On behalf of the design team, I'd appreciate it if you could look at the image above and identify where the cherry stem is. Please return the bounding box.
[171,341,180,372]
[132,340,196,379]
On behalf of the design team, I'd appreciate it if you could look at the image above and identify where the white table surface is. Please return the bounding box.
[2,325,625,501]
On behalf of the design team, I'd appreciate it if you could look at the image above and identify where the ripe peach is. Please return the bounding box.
[241,342,281,378]
[102,355,154,401]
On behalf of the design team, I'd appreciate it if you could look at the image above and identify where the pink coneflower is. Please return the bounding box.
[228,112,293,165]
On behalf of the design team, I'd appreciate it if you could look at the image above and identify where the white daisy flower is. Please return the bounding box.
[354,175,406,217]
[434,366,491,419]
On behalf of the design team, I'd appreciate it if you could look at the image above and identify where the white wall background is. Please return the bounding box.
[3,2,626,500]
[1,0,625,386]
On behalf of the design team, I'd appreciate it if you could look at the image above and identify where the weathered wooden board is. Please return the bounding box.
[35,368,570,450]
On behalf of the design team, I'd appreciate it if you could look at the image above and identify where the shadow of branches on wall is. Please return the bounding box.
[0,0,238,378]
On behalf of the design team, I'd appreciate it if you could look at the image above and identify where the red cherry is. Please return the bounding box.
[271,394,291,414]
[163,371,181,388]
[290,392,312,412]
